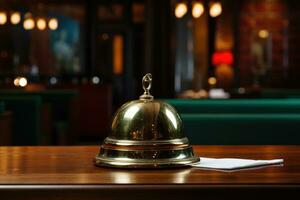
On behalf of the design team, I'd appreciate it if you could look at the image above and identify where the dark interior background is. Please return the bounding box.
[0,0,300,145]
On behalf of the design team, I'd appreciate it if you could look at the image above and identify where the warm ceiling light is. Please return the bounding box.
[19,77,28,87]
[23,18,35,30]
[258,29,269,39]
[48,18,58,30]
[208,77,217,85]
[175,2,188,18]
[13,77,20,86]
[192,2,204,18]
[37,18,46,30]
[10,12,21,25]
[209,2,222,18]
[0,12,7,25]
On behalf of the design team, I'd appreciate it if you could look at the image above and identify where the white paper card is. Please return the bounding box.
[189,157,284,170]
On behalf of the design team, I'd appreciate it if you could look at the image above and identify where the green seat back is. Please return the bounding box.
[0,89,78,122]
[0,101,4,113]
[261,89,300,98]
[0,96,42,145]
[182,113,300,145]
[165,99,300,114]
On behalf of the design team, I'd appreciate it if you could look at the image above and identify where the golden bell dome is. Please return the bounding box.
[94,73,199,168]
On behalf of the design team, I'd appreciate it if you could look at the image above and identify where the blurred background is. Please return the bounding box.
[1,0,300,146]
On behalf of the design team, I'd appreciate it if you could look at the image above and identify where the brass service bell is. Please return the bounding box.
[94,73,199,168]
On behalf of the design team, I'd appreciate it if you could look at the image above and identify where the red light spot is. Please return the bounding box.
[212,51,233,66]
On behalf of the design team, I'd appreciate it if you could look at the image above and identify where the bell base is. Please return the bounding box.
[94,156,199,168]
[94,145,200,169]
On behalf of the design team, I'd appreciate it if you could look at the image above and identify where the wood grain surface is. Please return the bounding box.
[0,145,299,199]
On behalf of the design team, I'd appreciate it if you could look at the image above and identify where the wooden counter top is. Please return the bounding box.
[0,145,299,199]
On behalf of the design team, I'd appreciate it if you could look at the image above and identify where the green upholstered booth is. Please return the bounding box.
[0,90,78,102]
[182,113,300,145]
[0,90,78,145]
[261,89,300,98]
[0,96,42,145]
[165,99,300,145]
[0,101,12,145]
[0,101,4,113]
[165,99,300,114]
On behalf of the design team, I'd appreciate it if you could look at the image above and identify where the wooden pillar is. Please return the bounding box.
[145,0,174,98]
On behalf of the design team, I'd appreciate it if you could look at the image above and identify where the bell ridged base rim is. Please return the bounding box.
[94,156,200,168]
[94,146,200,168]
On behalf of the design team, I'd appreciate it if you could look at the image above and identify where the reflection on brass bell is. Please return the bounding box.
[94,73,199,168]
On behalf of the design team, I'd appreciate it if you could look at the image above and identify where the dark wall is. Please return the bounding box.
[144,0,174,98]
